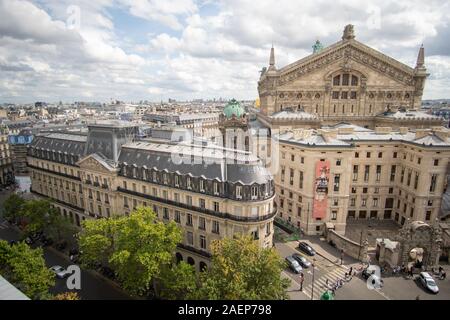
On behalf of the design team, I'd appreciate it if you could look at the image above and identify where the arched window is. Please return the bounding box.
[199,261,207,272]
[175,253,183,263]
[244,136,249,152]
[187,257,195,266]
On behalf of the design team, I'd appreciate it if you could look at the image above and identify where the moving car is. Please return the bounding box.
[298,242,316,256]
[418,272,439,294]
[285,256,303,274]
[292,253,312,268]
[49,265,70,279]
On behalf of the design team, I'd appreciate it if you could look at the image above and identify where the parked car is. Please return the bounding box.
[292,253,312,268]
[24,237,34,245]
[99,266,116,280]
[297,242,316,256]
[49,265,70,279]
[285,256,303,274]
[9,240,18,246]
[418,272,439,294]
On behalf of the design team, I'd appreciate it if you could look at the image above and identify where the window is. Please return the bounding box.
[213,201,219,212]
[297,206,302,217]
[236,186,242,199]
[414,172,419,190]
[363,187,368,194]
[378,152,382,158]
[186,213,193,226]
[364,165,370,182]
[331,211,337,220]
[105,194,109,204]
[212,221,220,234]
[333,174,340,192]
[351,75,358,86]
[333,75,340,86]
[342,73,349,85]
[299,171,304,189]
[336,159,341,166]
[341,91,348,99]
[291,154,295,161]
[186,195,192,206]
[425,210,432,221]
[199,198,206,209]
[361,198,367,207]
[350,198,356,206]
[200,179,205,192]
[355,152,359,158]
[429,174,438,192]
[186,176,192,189]
[200,235,206,250]
[187,232,193,245]
[350,91,357,99]
[174,211,181,223]
[213,182,219,195]
[175,175,179,187]
[434,159,439,166]
[366,152,371,158]
[390,165,396,182]
[393,152,397,159]
[376,165,381,182]
[373,198,379,207]
[199,217,206,230]
[123,197,129,208]
[352,165,359,181]
[163,208,169,220]
[289,169,294,186]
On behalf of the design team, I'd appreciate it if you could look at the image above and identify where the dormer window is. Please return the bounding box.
[251,186,258,199]
[163,173,168,185]
[236,185,242,199]
[213,182,219,195]
[200,179,205,192]
[175,175,179,187]
[152,171,157,182]
[187,176,192,190]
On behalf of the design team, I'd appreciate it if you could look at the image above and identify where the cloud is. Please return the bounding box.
[0,0,449,102]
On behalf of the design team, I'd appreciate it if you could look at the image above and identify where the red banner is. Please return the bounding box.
[313,160,330,219]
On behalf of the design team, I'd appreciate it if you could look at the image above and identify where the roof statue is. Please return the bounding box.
[312,40,324,54]
[342,24,355,41]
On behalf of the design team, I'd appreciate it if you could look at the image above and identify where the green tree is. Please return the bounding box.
[45,209,78,244]
[157,261,197,300]
[20,199,53,236]
[2,193,25,223]
[190,235,290,300]
[0,240,55,299]
[78,207,182,296]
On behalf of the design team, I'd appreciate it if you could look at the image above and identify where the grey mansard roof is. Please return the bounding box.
[31,132,87,156]
[119,142,272,185]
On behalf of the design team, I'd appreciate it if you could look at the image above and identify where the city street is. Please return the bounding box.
[277,240,450,300]
[0,190,130,300]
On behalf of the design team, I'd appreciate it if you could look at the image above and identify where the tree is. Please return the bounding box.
[45,209,78,244]
[54,292,80,300]
[0,240,55,299]
[190,235,290,300]
[20,199,53,236]
[2,193,25,223]
[157,261,197,300]
[78,207,182,296]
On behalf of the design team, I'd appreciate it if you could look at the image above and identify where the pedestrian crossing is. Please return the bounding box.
[302,267,348,300]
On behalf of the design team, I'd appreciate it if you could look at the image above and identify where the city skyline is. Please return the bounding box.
[1,0,450,103]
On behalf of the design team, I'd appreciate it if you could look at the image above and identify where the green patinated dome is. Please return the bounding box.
[223,99,245,119]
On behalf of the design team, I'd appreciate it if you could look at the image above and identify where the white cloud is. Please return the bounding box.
[0,0,449,102]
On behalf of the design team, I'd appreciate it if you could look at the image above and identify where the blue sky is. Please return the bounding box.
[0,0,449,103]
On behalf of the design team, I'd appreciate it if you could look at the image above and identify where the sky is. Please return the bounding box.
[0,0,449,103]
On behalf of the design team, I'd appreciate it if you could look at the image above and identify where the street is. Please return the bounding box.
[276,240,450,300]
[0,190,130,300]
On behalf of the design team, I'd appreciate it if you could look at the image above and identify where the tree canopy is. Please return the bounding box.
[190,235,290,300]
[0,240,55,299]
[78,206,182,296]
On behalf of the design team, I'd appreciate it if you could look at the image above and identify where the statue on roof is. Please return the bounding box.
[312,40,324,54]
[342,24,355,41]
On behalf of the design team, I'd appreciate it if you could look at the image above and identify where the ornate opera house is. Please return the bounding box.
[257,25,444,130]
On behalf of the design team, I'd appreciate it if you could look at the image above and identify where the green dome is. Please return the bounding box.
[223,99,245,119]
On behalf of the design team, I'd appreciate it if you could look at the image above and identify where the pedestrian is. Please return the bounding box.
[440,271,446,280]
[326,278,329,287]
[299,272,304,291]
[415,295,420,300]
[349,266,353,275]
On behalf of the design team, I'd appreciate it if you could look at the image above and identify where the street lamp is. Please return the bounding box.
[311,258,316,300]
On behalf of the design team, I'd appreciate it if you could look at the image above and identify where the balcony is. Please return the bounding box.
[117,187,277,223]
